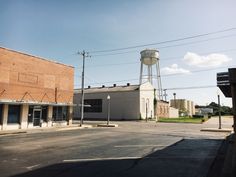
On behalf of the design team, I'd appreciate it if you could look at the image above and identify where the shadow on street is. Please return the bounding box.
[10,138,223,177]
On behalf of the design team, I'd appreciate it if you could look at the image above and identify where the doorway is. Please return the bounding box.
[33,109,42,126]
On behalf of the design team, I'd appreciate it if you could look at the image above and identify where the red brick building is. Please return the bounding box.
[156,100,169,118]
[0,47,74,130]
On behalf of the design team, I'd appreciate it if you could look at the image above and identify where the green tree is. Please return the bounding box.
[208,102,232,116]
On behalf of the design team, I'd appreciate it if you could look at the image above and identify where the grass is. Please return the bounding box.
[158,117,208,124]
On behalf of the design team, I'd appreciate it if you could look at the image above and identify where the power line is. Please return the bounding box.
[164,85,217,90]
[89,27,236,53]
[73,48,236,69]
[91,33,236,57]
[162,65,236,77]
[81,65,235,86]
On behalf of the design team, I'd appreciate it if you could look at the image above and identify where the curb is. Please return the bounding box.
[201,128,233,133]
[97,124,118,127]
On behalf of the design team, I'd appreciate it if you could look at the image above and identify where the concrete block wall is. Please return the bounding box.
[74,91,140,120]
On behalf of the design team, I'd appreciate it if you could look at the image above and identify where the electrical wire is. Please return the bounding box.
[74,48,236,69]
[91,33,236,57]
[164,85,217,90]
[80,65,235,86]
[89,27,236,53]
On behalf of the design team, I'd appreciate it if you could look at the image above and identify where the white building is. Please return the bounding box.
[73,82,155,120]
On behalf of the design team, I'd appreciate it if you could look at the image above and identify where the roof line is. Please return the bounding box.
[0,46,74,68]
[74,84,140,90]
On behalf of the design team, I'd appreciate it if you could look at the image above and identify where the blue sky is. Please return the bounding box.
[1,0,236,106]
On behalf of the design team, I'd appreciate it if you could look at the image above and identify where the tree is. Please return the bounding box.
[208,102,232,116]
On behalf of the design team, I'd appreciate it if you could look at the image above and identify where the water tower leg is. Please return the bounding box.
[139,61,143,85]
[150,65,153,85]
[148,65,151,83]
[156,62,163,100]
[157,61,163,100]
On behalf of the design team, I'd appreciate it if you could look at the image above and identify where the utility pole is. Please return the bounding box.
[217,93,222,129]
[78,50,90,127]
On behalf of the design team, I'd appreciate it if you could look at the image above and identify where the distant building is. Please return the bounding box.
[170,99,195,116]
[156,100,169,118]
[0,47,74,130]
[73,82,155,120]
[155,100,178,118]
[169,107,179,118]
[195,106,213,116]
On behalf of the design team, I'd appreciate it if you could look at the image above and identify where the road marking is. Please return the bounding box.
[26,164,40,170]
[63,156,216,163]
[63,157,142,162]
[114,144,170,148]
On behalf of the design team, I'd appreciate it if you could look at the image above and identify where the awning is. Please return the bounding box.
[0,99,75,106]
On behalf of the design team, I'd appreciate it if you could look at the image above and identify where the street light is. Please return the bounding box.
[217,91,222,129]
[107,95,111,125]
[173,93,176,108]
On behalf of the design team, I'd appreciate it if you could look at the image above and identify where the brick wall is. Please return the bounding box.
[156,101,169,118]
[0,47,74,104]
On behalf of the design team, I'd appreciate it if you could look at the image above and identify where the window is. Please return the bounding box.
[8,105,20,124]
[28,106,34,123]
[41,106,48,122]
[84,99,102,113]
[142,98,145,112]
[146,99,149,111]
[0,104,2,125]
[53,106,68,121]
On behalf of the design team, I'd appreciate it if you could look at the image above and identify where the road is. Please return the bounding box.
[0,117,233,177]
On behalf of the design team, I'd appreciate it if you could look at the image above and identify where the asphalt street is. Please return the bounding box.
[0,117,233,177]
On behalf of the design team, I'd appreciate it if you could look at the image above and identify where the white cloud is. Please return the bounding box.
[161,64,190,75]
[183,52,232,68]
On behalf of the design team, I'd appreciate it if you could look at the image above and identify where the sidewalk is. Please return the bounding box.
[201,116,233,133]
[207,133,236,177]
[0,123,93,136]
[204,116,236,177]
[0,120,119,136]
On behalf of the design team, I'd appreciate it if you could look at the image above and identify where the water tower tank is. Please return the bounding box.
[139,49,163,100]
[140,49,159,65]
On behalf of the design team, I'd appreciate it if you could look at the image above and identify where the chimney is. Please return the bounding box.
[113,84,116,87]
[127,83,130,86]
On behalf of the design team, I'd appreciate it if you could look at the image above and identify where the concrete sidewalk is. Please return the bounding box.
[0,124,94,136]
[0,121,119,136]
[201,116,233,133]
[207,133,236,177]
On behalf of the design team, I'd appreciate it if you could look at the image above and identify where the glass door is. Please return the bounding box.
[33,109,42,126]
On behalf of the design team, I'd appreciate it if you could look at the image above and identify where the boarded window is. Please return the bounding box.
[8,105,20,124]
[84,99,102,113]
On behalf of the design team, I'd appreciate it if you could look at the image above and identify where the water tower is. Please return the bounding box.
[139,49,163,100]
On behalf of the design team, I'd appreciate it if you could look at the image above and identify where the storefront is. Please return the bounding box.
[0,102,73,130]
[0,47,74,131]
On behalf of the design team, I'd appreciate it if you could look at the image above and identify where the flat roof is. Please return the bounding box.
[0,46,74,68]
[74,84,140,94]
